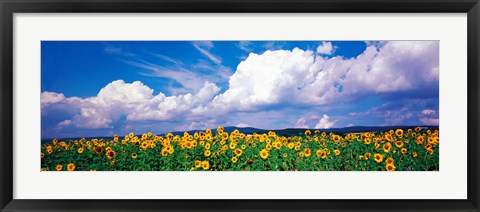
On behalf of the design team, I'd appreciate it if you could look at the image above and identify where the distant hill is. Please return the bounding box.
[162,125,439,137]
[42,125,439,143]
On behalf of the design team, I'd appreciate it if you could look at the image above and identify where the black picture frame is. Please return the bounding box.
[1,0,479,211]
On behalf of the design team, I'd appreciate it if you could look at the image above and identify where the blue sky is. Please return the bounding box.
[41,41,439,139]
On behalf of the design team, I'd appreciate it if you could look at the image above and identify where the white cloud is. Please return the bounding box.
[174,119,217,132]
[236,123,250,128]
[419,117,439,125]
[57,120,72,128]
[314,114,337,129]
[422,109,436,115]
[208,41,438,114]
[192,42,222,65]
[41,80,220,129]
[316,41,335,55]
[238,41,253,52]
[41,92,65,105]
[295,117,309,128]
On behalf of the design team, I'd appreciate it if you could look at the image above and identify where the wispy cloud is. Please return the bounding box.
[143,49,184,65]
[192,41,222,65]
[237,41,253,52]
[102,43,135,57]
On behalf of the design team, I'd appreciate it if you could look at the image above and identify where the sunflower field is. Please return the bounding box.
[41,126,439,171]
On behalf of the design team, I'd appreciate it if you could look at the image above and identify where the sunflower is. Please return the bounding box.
[231,157,238,163]
[383,142,392,153]
[221,145,228,151]
[205,143,211,149]
[168,147,174,154]
[401,148,407,155]
[55,164,63,171]
[427,149,434,155]
[106,150,116,160]
[131,152,137,159]
[222,132,229,139]
[334,149,340,156]
[273,142,282,149]
[241,144,246,150]
[320,151,327,159]
[283,153,288,158]
[364,153,371,160]
[316,150,323,157]
[287,142,295,149]
[229,142,237,149]
[305,130,311,136]
[204,149,211,157]
[333,135,341,142]
[395,129,404,137]
[260,149,269,159]
[77,147,84,154]
[161,149,168,156]
[234,148,243,156]
[385,134,393,142]
[94,146,103,154]
[424,144,432,150]
[386,163,396,171]
[395,141,403,148]
[304,148,312,157]
[201,161,210,170]
[364,138,371,145]
[412,152,418,158]
[140,141,149,150]
[41,152,45,158]
[192,160,201,168]
[265,143,272,151]
[427,137,434,144]
[129,132,134,138]
[416,136,425,144]
[67,163,75,171]
[385,157,394,164]
[374,154,384,163]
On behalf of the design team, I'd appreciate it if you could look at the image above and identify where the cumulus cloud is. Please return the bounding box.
[174,119,218,132]
[419,109,439,125]
[295,117,309,128]
[41,80,220,130]
[314,114,337,129]
[41,92,66,105]
[316,41,335,55]
[57,120,72,128]
[208,41,438,114]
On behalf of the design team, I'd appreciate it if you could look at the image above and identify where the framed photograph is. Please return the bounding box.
[1,0,479,211]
